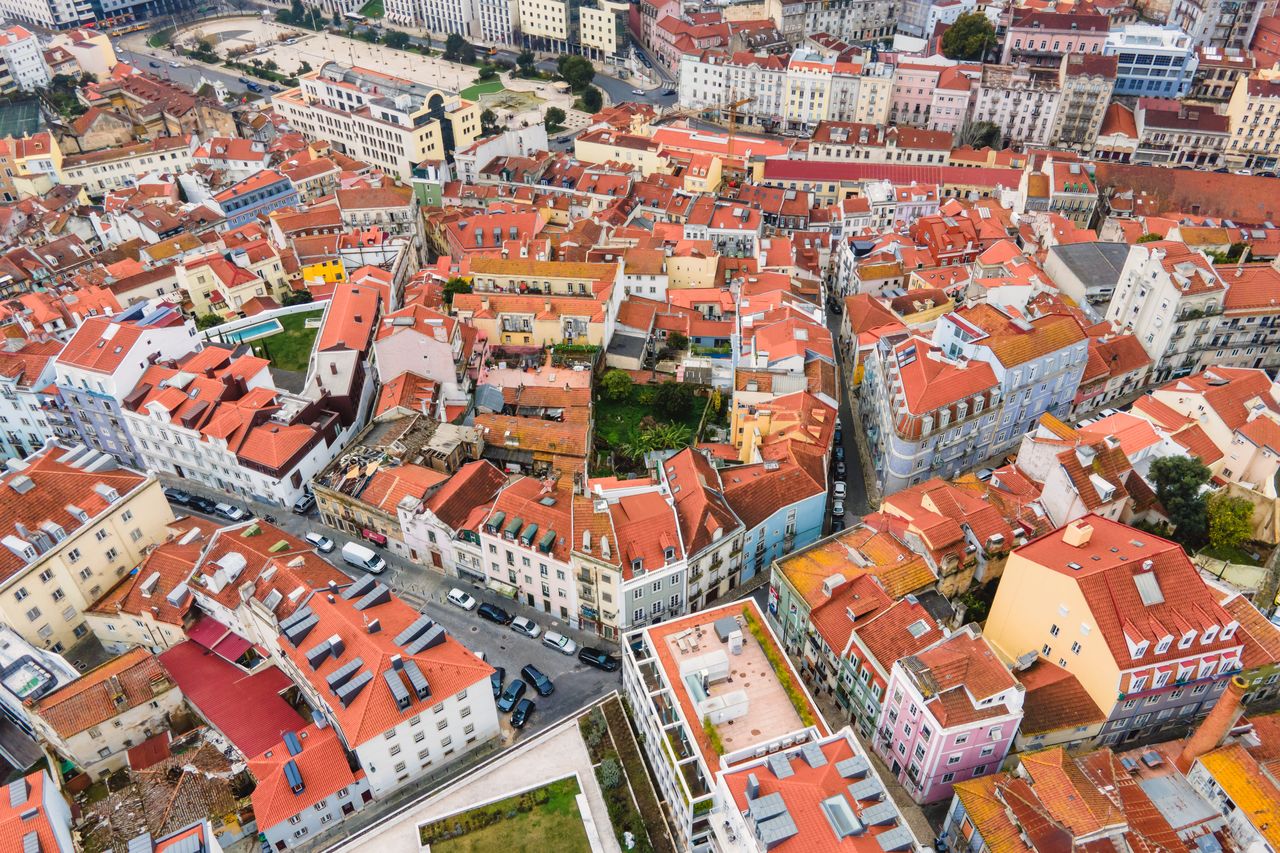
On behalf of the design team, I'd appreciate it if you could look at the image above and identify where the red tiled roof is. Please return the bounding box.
[249,723,362,830]
[424,460,509,530]
[33,648,175,739]
[317,281,381,354]
[0,771,62,853]
[1014,659,1106,736]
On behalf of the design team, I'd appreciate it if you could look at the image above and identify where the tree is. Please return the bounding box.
[459,43,477,64]
[1136,232,1166,243]
[598,757,622,789]
[668,331,689,351]
[297,60,313,75]
[443,276,472,305]
[290,0,304,17]
[940,12,996,61]
[332,9,342,25]
[579,84,603,113]
[516,48,536,77]
[196,313,224,330]
[477,63,498,80]
[1150,455,1212,549]
[480,108,498,135]
[557,55,595,90]
[654,381,695,419]
[383,29,410,49]
[1208,491,1254,552]
[544,105,566,131]
[958,120,1001,149]
[600,369,632,401]
[443,34,466,60]
[282,289,313,306]
[264,59,278,72]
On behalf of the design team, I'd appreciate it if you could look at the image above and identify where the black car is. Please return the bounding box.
[478,602,513,625]
[189,496,218,515]
[834,428,843,444]
[662,88,676,96]
[520,663,555,696]
[578,647,620,672]
[497,679,526,712]
[834,460,847,478]
[834,445,845,461]
[511,697,535,728]
[237,76,250,84]
[490,666,506,699]
[149,60,161,68]
[831,516,845,533]
[163,488,192,506]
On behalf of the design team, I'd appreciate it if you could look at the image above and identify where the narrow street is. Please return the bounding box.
[825,306,873,519]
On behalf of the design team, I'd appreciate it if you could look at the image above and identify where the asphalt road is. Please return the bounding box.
[825,305,871,523]
[117,45,261,96]
[160,477,621,745]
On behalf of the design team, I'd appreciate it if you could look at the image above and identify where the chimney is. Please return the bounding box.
[1175,675,1248,773]
[1062,520,1093,547]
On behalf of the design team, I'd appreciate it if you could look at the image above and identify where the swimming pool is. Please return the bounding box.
[219,318,283,344]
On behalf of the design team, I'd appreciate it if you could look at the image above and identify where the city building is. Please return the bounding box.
[0,443,174,652]
[985,515,1247,746]
[211,170,300,231]
[874,627,1023,804]
[274,573,499,797]
[0,339,60,460]
[0,770,75,853]
[1226,71,1280,171]
[1002,9,1111,68]
[970,63,1063,147]
[52,302,198,468]
[1104,241,1225,382]
[623,599,829,850]
[0,26,50,92]
[1133,98,1230,168]
[0,625,79,746]
[27,647,183,778]
[273,63,480,181]
[1104,24,1200,97]
[1053,54,1118,150]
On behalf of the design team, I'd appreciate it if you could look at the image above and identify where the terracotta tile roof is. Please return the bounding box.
[892,336,999,415]
[1156,367,1280,431]
[778,520,936,609]
[952,304,1087,367]
[662,448,741,555]
[317,281,381,354]
[909,630,1016,710]
[420,461,507,530]
[374,371,438,418]
[1014,515,1238,668]
[952,774,1032,853]
[0,771,62,853]
[1074,749,1186,851]
[276,581,492,748]
[56,312,180,373]
[607,490,683,578]
[32,648,175,739]
[88,518,206,625]
[193,521,346,613]
[0,446,149,583]
[1221,593,1280,670]
[1055,442,1130,511]
[1020,748,1124,836]
[475,411,590,460]
[852,597,944,675]
[1170,423,1224,464]
[249,723,362,830]
[1197,744,1280,849]
[360,464,448,514]
[1014,659,1106,735]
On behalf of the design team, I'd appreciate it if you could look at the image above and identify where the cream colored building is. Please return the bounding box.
[1226,70,1280,170]
[273,63,480,181]
[0,445,175,653]
[579,0,629,61]
[58,136,194,196]
[667,246,720,289]
[27,648,184,778]
[573,129,667,174]
[518,0,571,51]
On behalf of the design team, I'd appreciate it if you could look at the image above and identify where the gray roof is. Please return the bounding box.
[607,332,647,360]
[876,825,916,852]
[1048,241,1130,285]
[835,755,870,779]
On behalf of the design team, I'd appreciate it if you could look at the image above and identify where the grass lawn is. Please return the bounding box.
[1201,543,1264,566]
[461,79,505,100]
[248,310,322,373]
[424,777,589,853]
[358,0,384,16]
[595,385,703,449]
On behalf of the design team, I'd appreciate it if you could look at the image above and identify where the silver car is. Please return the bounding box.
[511,616,542,638]
[542,631,577,656]
[304,531,334,553]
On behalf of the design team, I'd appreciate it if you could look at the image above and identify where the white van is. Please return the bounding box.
[341,541,386,574]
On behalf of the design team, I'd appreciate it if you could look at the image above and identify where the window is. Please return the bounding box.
[1042,644,1052,656]
[105,547,118,561]
[13,587,27,602]
[948,754,962,765]
[1049,624,1060,636]
[980,745,995,757]
[390,745,401,756]
[393,762,406,773]
[973,764,987,775]
[67,548,80,563]
[122,510,133,522]
[95,529,108,541]
[436,718,447,731]
[1071,641,1081,654]
[460,706,471,718]
[25,607,39,621]
[38,569,53,583]
[313,800,327,811]
[414,730,425,743]
[288,816,302,826]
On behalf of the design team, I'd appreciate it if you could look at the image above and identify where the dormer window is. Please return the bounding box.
[1155,636,1172,654]
[631,558,642,574]
[664,547,675,562]
[1131,674,1148,692]
[1202,626,1219,644]
[1153,670,1170,688]
[1179,630,1196,649]
[1222,622,1238,641]
[1131,640,1149,659]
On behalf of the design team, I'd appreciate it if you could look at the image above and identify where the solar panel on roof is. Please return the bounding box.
[336,670,373,707]
[835,755,869,779]
[405,624,446,654]
[283,731,302,756]
[799,742,827,768]
[766,753,794,779]
[284,759,305,794]
[849,778,884,802]
[341,574,377,601]
[749,791,789,822]
[354,582,391,611]
[756,810,799,847]
[325,657,364,692]
[402,659,431,700]
[861,801,900,827]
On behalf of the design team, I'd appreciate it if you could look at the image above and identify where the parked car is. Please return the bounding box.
[168,61,181,68]
[163,488,192,506]
[510,616,542,638]
[292,492,315,514]
[478,602,513,625]
[834,445,845,461]
[1099,408,1120,418]
[447,587,477,611]
[148,60,161,67]
[497,679,526,712]
[831,516,845,532]
[834,460,847,478]
[832,499,845,517]
[246,82,262,93]
[490,666,506,699]
[520,664,555,696]
[542,631,577,656]
[304,532,335,553]
[833,482,847,500]
[215,502,247,521]
[631,88,645,95]
[268,84,281,92]
[341,541,385,573]
[189,496,218,515]
[511,697,535,728]
[237,76,250,84]
[834,427,843,444]
[578,647,620,672]
[662,88,676,96]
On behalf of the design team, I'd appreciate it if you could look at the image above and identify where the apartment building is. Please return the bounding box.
[0,340,60,460]
[451,288,616,348]
[1003,9,1111,68]
[1169,0,1263,50]
[970,63,1062,147]
[875,628,1024,804]
[0,770,75,853]
[121,345,342,508]
[0,624,79,743]
[0,444,174,652]
[273,63,480,181]
[1053,54,1118,150]
[385,0,516,45]
[27,647,183,777]
[275,573,499,797]
[1104,241,1226,382]
[1205,264,1280,371]
[0,26,49,92]
[986,516,1247,746]
[397,459,507,577]
[1133,98,1230,167]
[0,0,90,30]
[57,136,195,197]
[1226,71,1280,171]
[623,599,829,850]
[212,170,300,231]
[1104,24,1199,97]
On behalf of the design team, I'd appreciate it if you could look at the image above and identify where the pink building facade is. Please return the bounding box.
[874,627,1025,804]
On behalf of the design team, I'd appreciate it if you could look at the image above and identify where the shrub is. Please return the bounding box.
[599,757,623,789]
